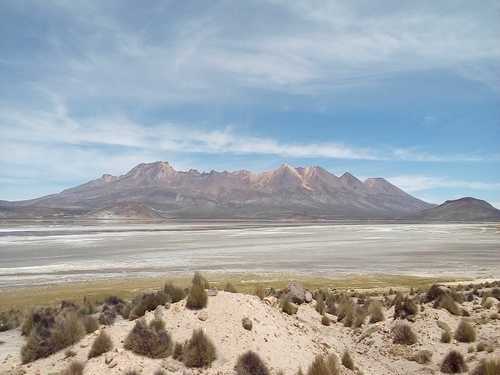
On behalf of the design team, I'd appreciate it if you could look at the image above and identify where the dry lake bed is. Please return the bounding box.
[0,222,499,288]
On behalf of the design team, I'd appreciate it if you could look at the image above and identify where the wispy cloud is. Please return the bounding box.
[388,175,500,193]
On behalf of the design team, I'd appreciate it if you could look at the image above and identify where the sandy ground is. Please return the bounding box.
[1,290,499,375]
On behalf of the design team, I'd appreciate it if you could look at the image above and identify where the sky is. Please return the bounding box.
[0,1,499,207]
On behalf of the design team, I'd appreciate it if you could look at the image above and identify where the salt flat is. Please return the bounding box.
[0,222,499,288]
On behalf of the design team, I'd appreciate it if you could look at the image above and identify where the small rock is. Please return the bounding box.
[198,311,208,321]
[242,317,253,330]
[304,291,313,303]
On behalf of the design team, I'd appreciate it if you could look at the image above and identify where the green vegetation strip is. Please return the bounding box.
[0,273,464,312]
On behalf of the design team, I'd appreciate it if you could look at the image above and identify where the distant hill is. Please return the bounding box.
[1,161,435,219]
[411,197,500,221]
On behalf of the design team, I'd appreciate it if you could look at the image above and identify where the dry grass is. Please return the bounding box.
[224,282,238,293]
[124,318,172,358]
[192,272,210,289]
[439,294,462,316]
[81,315,99,334]
[129,291,169,319]
[341,351,354,370]
[470,358,500,375]
[281,298,298,315]
[441,350,467,374]
[315,297,325,315]
[235,350,270,375]
[186,282,208,310]
[164,282,185,303]
[183,329,217,368]
[368,301,385,323]
[392,323,417,345]
[98,306,117,326]
[254,285,266,300]
[88,330,113,359]
[410,350,432,364]
[454,320,476,343]
[441,329,452,343]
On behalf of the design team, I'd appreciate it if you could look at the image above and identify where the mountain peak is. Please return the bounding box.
[124,161,176,181]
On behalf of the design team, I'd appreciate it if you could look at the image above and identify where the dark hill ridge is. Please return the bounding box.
[1,161,437,219]
[411,197,500,221]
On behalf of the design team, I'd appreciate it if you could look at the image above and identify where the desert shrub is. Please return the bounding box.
[440,350,467,373]
[352,306,367,328]
[51,311,86,350]
[337,300,353,323]
[235,350,270,375]
[426,284,448,302]
[186,282,208,310]
[21,311,85,363]
[173,342,184,360]
[315,297,325,315]
[183,329,216,368]
[368,301,385,323]
[255,285,266,300]
[224,282,238,293]
[99,305,117,326]
[79,297,96,315]
[61,361,85,375]
[82,315,99,334]
[410,350,432,364]
[307,355,329,375]
[242,317,253,330]
[325,353,340,375]
[192,272,209,289]
[60,300,79,311]
[454,320,476,343]
[281,298,298,315]
[21,307,56,336]
[394,297,418,320]
[342,350,354,370]
[0,310,22,332]
[439,294,462,316]
[470,358,500,375]
[321,316,331,326]
[441,329,452,343]
[325,294,337,315]
[88,330,113,359]
[392,323,417,345]
[129,291,169,319]
[164,282,186,303]
[124,318,172,358]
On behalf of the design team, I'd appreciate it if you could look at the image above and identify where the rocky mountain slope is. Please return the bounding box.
[2,161,434,219]
[411,197,500,221]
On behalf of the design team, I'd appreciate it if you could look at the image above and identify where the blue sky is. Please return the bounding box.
[1,1,499,206]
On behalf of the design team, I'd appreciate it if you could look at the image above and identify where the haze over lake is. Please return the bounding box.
[1,222,499,288]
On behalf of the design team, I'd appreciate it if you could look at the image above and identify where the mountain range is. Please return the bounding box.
[1,161,499,221]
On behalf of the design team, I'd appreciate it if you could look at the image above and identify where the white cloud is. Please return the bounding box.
[388,175,500,193]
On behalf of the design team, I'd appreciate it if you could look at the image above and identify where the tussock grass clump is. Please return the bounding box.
[440,350,467,373]
[183,329,216,368]
[123,371,140,375]
[368,301,385,323]
[454,320,476,343]
[21,307,56,336]
[315,297,325,315]
[61,361,85,375]
[129,291,169,319]
[392,323,417,345]
[321,316,331,326]
[441,329,452,343]
[255,285,266,300]
[79,297,96,315]
[341,351,354,370]
[164,282,186,303]
[352,306,367,328]
[124,318,172,358]
[88,330,113,359]
[306,353,339,375]
[337,301,354,327]
[281,298,298,315]
[394,296,418,320]
[192,272,209,289]
[82,315,99,334]
[0,310,22,332]
[154,370,167,375]
[470,358,500,375]
[439,294,462,316]
[235,350,270,375]
[410,350,432,364]
[426,284,448,302]
[186,282,208,310]
[325,294,337,315]
[21,311,85,363]
[224,282,238,293]
[99,306,117,326]
[173,342,184,360]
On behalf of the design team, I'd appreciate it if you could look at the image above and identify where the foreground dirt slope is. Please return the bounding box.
[1,290,499,374]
